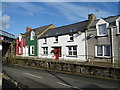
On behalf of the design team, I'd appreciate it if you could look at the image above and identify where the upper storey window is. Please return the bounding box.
[98,24,107,35]
[116,17,120,34]
[30,31,35,40]
[69,34,74,41]
[19,35,22,41]
[96,19,109,36]
[118,21,120,33]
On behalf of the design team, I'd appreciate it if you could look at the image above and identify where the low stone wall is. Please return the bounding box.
[3,56,120,80]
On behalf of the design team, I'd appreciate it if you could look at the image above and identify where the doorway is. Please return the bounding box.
[52,47,61,59]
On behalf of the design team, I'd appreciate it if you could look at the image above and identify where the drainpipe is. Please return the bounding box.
[85,30,88,61]
[109,27,114,64]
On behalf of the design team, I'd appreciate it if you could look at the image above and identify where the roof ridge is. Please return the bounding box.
[32,24,53,30]
[21,24,53,35]
[48,20,88,30]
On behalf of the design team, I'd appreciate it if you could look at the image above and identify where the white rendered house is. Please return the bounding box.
[38,20,88,61]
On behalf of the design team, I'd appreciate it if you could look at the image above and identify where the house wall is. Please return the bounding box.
[87,27,120,61]
[16,38,26,55]
[38,33,86,61]
[26,36,38,56]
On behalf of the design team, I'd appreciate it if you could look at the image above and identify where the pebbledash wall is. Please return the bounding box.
[86,15,120,62]
[38,33,86,61]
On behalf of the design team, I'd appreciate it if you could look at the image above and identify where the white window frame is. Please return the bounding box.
[42,47,48,55]
[95,45,111,57]
[96,19,109,36]
[19,35,22,41]
[30,45,34,55]
[30,31,35,40]
[19,47,21,54]
[25,46,28,55]
[116,17,120,34]
[67,46,77,56]
[97,24,107,36]
[118,21,120,34]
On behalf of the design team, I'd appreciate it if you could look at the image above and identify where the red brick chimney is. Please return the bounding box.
[26,26,32,31]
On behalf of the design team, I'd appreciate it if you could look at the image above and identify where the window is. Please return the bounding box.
[98,24,107,36]
[44,38,47,44]
[31,31,35,40]
[30,46,34,55]
[19,35,22,41]
[96,45,111,57]
[69,34,74,41]
[55,36,58,42]
[19,47,21,54]
[68,46,77,56]
[43,47,48,55]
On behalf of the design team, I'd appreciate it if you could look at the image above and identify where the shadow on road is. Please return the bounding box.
[46,70,109,90]
[2,78,20,90]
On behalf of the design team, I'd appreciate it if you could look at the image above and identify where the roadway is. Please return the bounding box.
[3,64,119,89]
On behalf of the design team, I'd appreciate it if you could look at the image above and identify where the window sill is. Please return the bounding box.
[67,40,74,42]
[43,43,47,44]
[54,42,58,44]
[42,54,48,56]
[66,55,77,57]
[30,54,35,56]
[94,56,111,59]
[116,33,120,36]
[95,35,108,38]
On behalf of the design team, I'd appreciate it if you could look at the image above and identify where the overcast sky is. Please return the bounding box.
[1,2,119,37]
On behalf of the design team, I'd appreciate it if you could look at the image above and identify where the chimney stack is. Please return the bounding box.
[26,26,32,31]
[86,14,96,30]
[88,14,96,21]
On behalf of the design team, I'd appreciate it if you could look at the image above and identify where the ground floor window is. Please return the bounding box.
[30,45,34,55]
[67,46,77,56]
[95,45,111,57]
[19,47,21,54]
[42,47,48,55]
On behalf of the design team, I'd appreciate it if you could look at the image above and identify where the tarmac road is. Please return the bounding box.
[2,64,119,89]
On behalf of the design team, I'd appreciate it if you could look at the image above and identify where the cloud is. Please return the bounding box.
[10,2,46,16]
[2,0,120,2]
[45,2,114,21]
[0,15,10,30]
[5,2,55,16]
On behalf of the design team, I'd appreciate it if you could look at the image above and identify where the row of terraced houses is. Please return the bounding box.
[16,14,120,63]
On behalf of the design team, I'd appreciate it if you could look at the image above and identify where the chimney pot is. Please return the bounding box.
[26,26,32,31]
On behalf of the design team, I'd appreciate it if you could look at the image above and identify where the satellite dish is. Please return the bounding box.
[78,31,82,35]
[89,34,94,38]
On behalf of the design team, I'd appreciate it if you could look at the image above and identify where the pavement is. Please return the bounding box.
[2,78,21,90]
[2,64,120,89]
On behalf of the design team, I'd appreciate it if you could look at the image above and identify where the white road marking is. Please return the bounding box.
[57,82,72,87]
[57,82,80,89]
[24,73,42,79]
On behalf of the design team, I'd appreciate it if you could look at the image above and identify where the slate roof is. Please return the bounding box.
[40,15,120,39]
[21,24,54,38]
[90,15,120,28]
[39,20,88,39]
